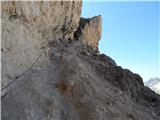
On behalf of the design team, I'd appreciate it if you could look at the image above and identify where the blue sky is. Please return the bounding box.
[82,1,159,81]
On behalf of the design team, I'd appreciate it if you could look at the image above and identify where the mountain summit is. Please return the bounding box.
[145,78,160,95]
[1,1,160,120]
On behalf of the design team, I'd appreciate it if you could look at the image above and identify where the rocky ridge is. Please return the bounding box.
[1,1,160,120]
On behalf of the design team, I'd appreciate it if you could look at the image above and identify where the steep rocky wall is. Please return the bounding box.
[1,1,82,88]
[1,1,82,39]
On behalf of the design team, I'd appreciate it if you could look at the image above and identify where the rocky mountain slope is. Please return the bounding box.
[145,78,160,95]
[1,1,160,120]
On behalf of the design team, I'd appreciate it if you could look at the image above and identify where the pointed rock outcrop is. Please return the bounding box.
[75,15,102,51]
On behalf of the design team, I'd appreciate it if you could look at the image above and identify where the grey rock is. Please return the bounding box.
[1,1,160,120]
[74,16,102,51]
[99,54,117,66]
[2,41,160,120]
[1,1,82,88]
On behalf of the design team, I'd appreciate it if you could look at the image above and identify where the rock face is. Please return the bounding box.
[2,1,81,39]
[1,1,82,88]
[2,1,160,120]
[75,16,102,51]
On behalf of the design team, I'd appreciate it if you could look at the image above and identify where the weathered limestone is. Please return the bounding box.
[1,1,82,88]
[2,1,160,120]
[1,1,82,39]
[75,16,102,51]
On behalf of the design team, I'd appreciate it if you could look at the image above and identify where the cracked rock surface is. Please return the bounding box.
[1,1,82,88]
[1,1,160,120]
[74,16,102,51]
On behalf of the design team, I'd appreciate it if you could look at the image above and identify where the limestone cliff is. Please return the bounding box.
[1,1,82,88]
[1,1,160,120]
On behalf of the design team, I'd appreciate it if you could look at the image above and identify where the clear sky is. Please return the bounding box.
[82,1,159,81]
